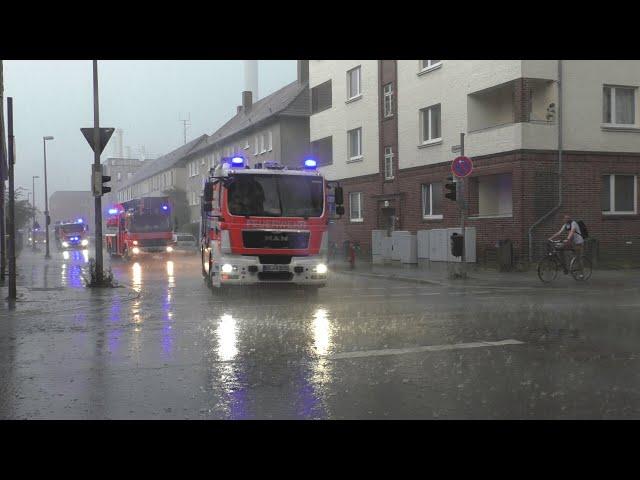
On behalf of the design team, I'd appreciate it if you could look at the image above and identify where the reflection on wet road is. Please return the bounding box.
[3,252,640,419]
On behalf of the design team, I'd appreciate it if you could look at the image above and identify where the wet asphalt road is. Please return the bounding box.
[2,248,640,419]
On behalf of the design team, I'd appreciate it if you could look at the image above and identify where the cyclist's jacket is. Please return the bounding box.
[563,220,584,245]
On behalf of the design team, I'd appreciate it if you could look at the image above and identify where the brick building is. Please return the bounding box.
[311,60,640,265]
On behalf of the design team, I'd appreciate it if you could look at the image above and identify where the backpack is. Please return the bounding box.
[576,220,589,239]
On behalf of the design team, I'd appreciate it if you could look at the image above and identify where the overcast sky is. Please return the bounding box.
[3,60,296,212]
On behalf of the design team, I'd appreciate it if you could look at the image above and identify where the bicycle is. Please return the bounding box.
[537,240,592,283]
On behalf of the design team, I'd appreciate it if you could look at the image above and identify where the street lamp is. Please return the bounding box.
[43,136,54,259]
[31,176,40,251]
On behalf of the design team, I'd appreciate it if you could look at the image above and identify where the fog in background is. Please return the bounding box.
[3,60,296,212]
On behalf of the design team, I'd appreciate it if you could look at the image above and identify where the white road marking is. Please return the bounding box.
[328,339,524,360]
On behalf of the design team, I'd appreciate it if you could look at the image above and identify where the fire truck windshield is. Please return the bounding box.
[227,174,324,218]
[128,214,172,233]
[60,224,84,233]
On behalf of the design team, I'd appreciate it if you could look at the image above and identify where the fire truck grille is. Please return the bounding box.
[258,255,292,265]
[137,238,169,247]
[242,231,309,249]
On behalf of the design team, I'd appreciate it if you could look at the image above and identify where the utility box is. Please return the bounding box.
[398,234,418,264]
[382,237,393,263]
[371,230,386,256]
[391,231,410,261]
[428,229,448,261]
[417,230,430,259]
[496,239,513,271]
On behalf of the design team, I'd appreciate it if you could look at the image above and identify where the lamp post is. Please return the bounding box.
[32,175,39,251]
[43,136,54,259]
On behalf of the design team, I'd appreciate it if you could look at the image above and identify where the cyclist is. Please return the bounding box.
[548,214,585,276]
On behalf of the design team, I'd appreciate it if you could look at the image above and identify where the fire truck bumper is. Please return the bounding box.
[130,246,175,256]
[212,255,328,286]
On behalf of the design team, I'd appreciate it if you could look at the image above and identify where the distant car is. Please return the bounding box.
[173,233,198,253]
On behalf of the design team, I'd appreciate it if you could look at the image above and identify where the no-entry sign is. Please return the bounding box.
[451,156,473,178]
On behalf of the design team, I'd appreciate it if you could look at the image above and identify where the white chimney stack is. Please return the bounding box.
[244,60,259,100]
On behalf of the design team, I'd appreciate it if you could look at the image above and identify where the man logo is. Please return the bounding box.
[265,234,288,242]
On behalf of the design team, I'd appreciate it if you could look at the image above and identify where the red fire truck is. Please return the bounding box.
[200,157,344,291]
[54,219,89,250]
[105,196,175,260]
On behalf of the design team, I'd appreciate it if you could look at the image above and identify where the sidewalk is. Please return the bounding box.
[0,249,130,314]
[330,258,640,290]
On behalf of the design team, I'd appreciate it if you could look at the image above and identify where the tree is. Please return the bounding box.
[12,187,37,231]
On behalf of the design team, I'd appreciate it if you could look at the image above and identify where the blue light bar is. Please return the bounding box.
[161,205,169,211]
[304,158,317,169]
[231,156,244,166]
[77,218,83,223]
[108,208,118,215]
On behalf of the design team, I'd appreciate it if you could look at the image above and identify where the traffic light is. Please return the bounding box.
[101,175,111,195]
[444,176,457,202]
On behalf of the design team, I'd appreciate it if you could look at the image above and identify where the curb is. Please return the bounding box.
[335,269,452,287]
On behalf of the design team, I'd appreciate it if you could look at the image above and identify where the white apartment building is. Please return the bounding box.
[310,60,640,264]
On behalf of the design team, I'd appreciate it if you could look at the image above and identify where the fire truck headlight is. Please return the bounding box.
[314,263,328,274]
[132,247,140,255]
[81,239,89,246]
[221,263,234,274]
[132,240,138,245]
[166,246,173,253]
[62,241,69,248]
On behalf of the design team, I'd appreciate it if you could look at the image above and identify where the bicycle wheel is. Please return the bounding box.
[537,256,559,283]
[570,256,592,281]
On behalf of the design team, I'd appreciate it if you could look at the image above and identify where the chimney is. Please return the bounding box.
[243,60,259,100]
[242,91,253,113]
[237,105,243,114]
[297,60,309,84]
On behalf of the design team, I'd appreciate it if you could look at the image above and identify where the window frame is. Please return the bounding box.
[421,183,443,219]
[602,85,637,127]
[420,104,442,145]
[347,127,363,162]
[267,131,273,152]
[602,174,638,215]
[383,83,394,118]
[349,192,363,222]
[346,66,362,101]
[419,60,442,74]
[384,146,394,180]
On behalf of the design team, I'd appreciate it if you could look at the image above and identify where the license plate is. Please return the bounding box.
[263,264,289,272]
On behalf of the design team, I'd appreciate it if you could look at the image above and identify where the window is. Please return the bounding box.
[603,86,636,126]
[267,131,273,151]
[383,83,394,117]
[478,173,513,217]
[254,136,259,155]
[420,60,442,71]
[349,192,363,222]
[117,172,122,181]
[127,172,133,179]
[311,80,332,113]
[194,161,199,176]
[347,66,361,100]
[260,134,266,153]
[421,183,443,218]
[347,128,362,161]
[384,146,394,179]
[244,138,250,149]
[311,136,333,167]
[602,174,637,214]
[420,104,442,144]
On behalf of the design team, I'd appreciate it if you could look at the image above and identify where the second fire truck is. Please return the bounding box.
[105,196,176,260]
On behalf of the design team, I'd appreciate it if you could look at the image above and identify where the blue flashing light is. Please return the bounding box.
[77,218,83,223]
[108,208,118,215]
[161,204,169,211]
[231,156,245,166]
[304,158,317,169]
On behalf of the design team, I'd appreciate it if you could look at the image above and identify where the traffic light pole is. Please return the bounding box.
[92,60,104,282]
[459,133,467,279]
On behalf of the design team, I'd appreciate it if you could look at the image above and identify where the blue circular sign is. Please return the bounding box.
[451,156,473,178]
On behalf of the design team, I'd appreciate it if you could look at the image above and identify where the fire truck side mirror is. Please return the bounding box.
[203,203,213,213]
[334,186,344,206]
[203,182,214,203]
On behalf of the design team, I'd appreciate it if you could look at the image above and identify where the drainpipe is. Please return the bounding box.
[528,59,563,263]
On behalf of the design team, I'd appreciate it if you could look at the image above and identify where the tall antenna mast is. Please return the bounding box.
[179,113,191,145]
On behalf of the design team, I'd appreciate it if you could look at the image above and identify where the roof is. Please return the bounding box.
[117,134,208,191]
[188,80,309,158]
